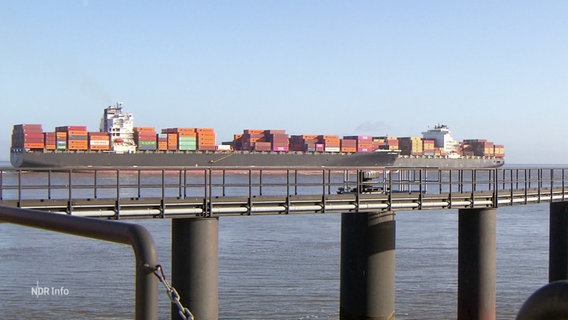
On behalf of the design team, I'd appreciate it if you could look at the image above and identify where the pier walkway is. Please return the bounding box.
[1,166,568,320]
[0,166,565,217]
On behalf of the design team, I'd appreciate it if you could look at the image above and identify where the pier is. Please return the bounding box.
[1,166,568,319]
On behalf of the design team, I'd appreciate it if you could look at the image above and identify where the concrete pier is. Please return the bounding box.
[458,208,496,320]
[550,202,568,282]
[172,218,219,320]
[340,211,396,320]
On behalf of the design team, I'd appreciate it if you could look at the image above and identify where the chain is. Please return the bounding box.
[152,264,195,320]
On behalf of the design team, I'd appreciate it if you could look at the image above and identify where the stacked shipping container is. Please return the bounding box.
[237,129,289,152]
[45,132,56,150]
[134,127,157,151]
[178,129,197,151]
[56,126,88,151]
[290,135,318,152]
[463,139,496,157]
[340,139,357,153]
[319,135,340,153]
[161,128,216,151]
[89,132,110,151]
[12,124,44,149]
[494,145,505,158]
[422,139,435,156]
[265,130,289,152]
[157,134,168,151]
[344,136,373,152]
[398,137,424,156]
[11,123,504,159]
[56,131,67,150]
[197,128,216,151]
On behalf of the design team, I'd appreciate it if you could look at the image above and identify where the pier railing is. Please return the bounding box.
[0,166,566,218]
[0,205,159,319]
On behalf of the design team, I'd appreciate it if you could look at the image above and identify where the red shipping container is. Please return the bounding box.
[264,129,286,134]
[56,126,87,132]
[134,127,156,133]
[198,145,216,151]
[254,142,272,151]
[22,133,45,139]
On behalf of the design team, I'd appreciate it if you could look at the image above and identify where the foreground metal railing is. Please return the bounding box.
[0,205,159,319]
[1,166,567,217]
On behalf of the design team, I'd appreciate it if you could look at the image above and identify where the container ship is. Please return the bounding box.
[10,103,504,168]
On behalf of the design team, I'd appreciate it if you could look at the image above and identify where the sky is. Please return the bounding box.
[1,1,567,164]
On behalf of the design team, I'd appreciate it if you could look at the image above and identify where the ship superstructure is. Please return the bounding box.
[422,124,461,157]
[99,103,136,153]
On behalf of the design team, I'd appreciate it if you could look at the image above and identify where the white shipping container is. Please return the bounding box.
[89,140,110,146]
[217,145,231,151]
[324,147,340,153]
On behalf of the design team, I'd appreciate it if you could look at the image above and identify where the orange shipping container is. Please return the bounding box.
[134,127,156,133]
[90,145,110,151]
[318,135,340,141]
[23,142,45,149]
[243,129,265,135]
[67,131,88,137]
[178,132,197,137]
[198,137,216,143]
[158,142,168,151]
[162,128,196,134]
[89,131,109,136]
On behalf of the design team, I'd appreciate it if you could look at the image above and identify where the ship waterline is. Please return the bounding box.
[10,149,503,168]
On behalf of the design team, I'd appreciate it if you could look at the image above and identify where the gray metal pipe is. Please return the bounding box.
[0,205,158,320]
[458,207,496,320]
[340,211,396,320]
[517,280,568,320]
[172,217,219,320]
[550,202,568,282]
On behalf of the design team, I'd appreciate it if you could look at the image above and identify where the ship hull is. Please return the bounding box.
[10,150,504,168]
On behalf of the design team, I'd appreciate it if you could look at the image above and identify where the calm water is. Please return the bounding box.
[0,163,552,319]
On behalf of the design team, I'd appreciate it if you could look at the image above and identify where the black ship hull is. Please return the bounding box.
[10,150,504,168]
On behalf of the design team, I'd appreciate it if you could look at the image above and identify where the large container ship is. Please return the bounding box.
[10,104,504,168]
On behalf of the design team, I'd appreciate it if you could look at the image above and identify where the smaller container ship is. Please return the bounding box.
[10,103,504,168]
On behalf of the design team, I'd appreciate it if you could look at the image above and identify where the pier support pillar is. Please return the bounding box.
[340,211,396,320]
[550,202,568,282]
[458,208,496,320]
[171,217,219,320]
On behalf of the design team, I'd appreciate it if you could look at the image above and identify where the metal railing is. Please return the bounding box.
[0,205,159,319]
[1,166,567,217]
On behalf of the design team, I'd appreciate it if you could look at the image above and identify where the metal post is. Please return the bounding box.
[340,211,396,320]
[550,201,568,282]
[172,217,219,320]
[138,169,142,199]
[0,205,158,320]
[458,208,496,320]
[48,170,52,200]
[94,169,98,199]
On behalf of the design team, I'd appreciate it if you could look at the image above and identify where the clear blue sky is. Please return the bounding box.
[1,1,567,164]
